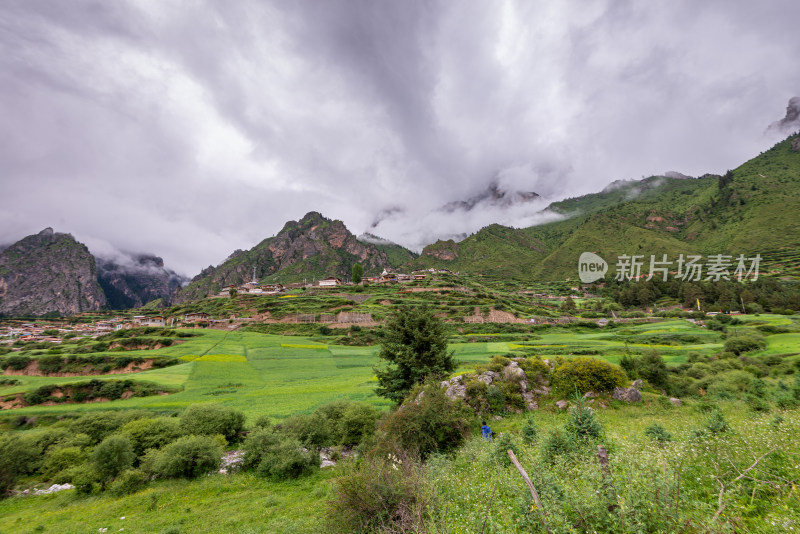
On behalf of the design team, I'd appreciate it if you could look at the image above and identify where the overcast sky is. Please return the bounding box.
[1,1,798,275]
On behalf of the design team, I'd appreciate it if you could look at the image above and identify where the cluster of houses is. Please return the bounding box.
[218,282,286,297]
[0,311,215,345]
[215,267,454,293]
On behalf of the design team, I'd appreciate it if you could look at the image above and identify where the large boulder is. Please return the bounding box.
[477,370,499,385]
[440,375,467,400]
[612,387,642,403]
[631,379,644,390]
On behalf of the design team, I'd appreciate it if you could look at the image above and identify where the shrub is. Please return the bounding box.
[152,435,222,479]
[255,437,318,480]
[551,357,627,396]
[41,446,87,479]
[643,423,673,444]
[486,385,506,413]
[179,404,245,443]
[71,463,101,494]
[521,416,538,444]
[120,417,182,457]
[3,355,31,370]
[108,469,149,496]
[251,414,272,430]
[242,428,282,470]
[37,355,64,374]
[540,428,576,463]
[71,411,130,444]
[0,434,43,496]
[492,433,520,466]
[280,412,332,449]
[724,333,767,355]
[376,384,474,460]
[91,435,135,482]
[337,402,380,446]
[326,451,431,534]
[705,410,730,434]
[518,356,549,381]
[639,351,669,390]
[565,397,602,440]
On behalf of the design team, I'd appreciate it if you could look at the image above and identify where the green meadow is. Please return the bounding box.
[4,315,798,422]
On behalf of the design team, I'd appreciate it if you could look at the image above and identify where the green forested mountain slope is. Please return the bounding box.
[407,134,800,280]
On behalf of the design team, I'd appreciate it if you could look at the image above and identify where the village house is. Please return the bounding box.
[318,277,342,287]
[184,312,210,322]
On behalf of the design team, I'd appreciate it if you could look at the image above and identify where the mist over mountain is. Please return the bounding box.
[767,96,800,136]
[96,253,188,309]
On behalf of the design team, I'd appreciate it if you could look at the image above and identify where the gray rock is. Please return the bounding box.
[556,400,569,410]
[522,391,538,410]
[477,371,499,385]
[503,361,527,382]
[669,397,682,406]
[583,391,597,398]
[442,375,467,400]
[612,387,642,403]
[533,385,551,396]
[631,379,644,390]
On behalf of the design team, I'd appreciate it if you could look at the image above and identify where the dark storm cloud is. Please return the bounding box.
[1,1,798,274]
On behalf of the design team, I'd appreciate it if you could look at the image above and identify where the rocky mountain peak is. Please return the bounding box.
[0,229,105,316]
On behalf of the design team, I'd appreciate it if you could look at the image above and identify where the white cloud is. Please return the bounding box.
[1,0,798,275]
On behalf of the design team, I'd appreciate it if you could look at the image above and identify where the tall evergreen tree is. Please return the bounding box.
[374,306,455,403]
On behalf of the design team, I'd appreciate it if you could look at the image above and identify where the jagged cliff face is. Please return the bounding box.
[0,228,106,316]
[97,253,187,309]
[175,212,402,303]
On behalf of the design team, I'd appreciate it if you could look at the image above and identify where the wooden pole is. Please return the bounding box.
[507,450,550,532]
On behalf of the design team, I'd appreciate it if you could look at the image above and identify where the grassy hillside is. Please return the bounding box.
[408,134,800,281]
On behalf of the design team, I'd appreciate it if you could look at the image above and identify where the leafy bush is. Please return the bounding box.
[639,351,669,390]
[565,397,602,440]
[71,464,101,494]
[705,410,730,434]
[492,433,520,466]
[551,357,627,396]
[376,384,474,460]
[108,468,149,496]
[255,437,318,480]
[643,423,673,444]
[120,417,182,456]
[41,446,87,479]
[3,355,31,370]
[540,428,576,463]
[0,434,43,496]
[71,411,134,444]
[521,416,538,444]
[179,404,245,443]
[152,435,222,479]
[337,402,380,446]
[724,333,767,355]
[91,435,135,482]
[242,428,282,470]
[326,452,431,534]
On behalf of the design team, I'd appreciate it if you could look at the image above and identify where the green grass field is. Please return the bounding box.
[4,316,794,422]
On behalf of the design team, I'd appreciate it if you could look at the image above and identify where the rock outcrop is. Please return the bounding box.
[0,228,106,316]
